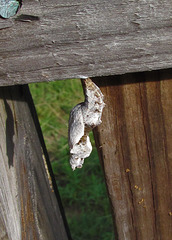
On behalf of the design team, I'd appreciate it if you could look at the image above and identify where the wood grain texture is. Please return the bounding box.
[93,69,172,240]
[0,85,70,240]
[0,0,172,86]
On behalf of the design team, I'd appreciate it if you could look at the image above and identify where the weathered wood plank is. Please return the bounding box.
[93,69,172,240]
[0,85,70,240]
[0,0,172,86]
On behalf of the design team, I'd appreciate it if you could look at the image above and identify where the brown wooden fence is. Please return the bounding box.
[0,0,172,239]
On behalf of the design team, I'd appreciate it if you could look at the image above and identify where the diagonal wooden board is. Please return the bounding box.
[0,0,172,86]
[0,85,71,240]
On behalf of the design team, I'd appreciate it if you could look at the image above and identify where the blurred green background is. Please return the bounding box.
[29,79,114,240]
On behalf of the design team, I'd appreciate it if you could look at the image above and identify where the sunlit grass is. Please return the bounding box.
[29,79,114,240]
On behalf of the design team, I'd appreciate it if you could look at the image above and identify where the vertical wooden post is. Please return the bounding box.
[93,69,172,240]
[0,85,70,240]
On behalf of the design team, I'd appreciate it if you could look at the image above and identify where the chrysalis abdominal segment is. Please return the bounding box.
[68,78,105,170]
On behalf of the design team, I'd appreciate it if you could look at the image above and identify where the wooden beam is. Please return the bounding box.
[0,0,172,86]
[0,85,71,240]
[93,69,172,239]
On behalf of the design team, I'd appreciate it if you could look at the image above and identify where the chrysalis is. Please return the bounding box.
[68,78,105,170]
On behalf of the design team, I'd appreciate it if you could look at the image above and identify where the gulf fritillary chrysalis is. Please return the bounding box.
[68,78,105,170]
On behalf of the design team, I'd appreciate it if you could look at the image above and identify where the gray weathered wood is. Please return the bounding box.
[93,69,172,240]
[0,0,172,86]
[0,85,70,240]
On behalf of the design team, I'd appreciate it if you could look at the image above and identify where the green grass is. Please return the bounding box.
[29,79,114,240]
